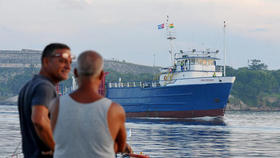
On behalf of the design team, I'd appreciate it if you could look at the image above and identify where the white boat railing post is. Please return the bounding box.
[223,21,226,77]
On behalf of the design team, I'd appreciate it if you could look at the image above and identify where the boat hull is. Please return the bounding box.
[106,82,234,118]
[125,108,225,118]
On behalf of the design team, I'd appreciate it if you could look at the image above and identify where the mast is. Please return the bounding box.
[223,21,226,77]
[166,15,176,66]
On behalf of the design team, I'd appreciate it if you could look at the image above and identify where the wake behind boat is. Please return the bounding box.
[105,17,235,118]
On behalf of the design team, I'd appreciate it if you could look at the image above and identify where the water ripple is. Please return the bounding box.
[1,105,280,157]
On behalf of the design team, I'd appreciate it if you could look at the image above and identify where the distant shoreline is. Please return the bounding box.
[227,103,280,111]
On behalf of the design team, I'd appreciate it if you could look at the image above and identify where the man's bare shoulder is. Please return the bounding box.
[110,102,125,113]
[109,102,126,120]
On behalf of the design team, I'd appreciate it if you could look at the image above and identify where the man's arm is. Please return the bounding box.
[115,111,126,153]
[107,102,127,153]
[31,83,57,152]
[31,105,55,151]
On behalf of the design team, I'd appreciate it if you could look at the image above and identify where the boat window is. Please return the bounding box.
[197,59,203,65]
[208,59,214,65]
[190,58,195,65]
[202,59,207,65]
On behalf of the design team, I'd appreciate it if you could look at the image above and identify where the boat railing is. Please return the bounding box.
[107,81,161,88]
[161,69,222,74]
[160,65,224,74]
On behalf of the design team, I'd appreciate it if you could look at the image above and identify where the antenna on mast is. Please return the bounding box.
[166,15,176,66]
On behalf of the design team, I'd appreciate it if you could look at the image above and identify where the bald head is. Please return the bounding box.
[77,50,104,77]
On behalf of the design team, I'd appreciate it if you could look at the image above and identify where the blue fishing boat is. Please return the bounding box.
[105,18,235,118]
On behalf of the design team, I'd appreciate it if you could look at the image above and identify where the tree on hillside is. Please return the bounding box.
[232,67,279,106]
[248,59,267,70]
[272,70,280,93]
[226,66,237,76]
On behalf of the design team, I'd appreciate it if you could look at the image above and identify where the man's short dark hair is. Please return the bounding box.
[41,43,70,63]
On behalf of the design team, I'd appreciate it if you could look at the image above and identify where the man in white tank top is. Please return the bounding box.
[50,51,130,158]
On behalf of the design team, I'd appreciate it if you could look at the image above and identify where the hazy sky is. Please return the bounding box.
[1,0,280,69]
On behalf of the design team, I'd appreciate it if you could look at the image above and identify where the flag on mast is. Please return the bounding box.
[157,23,164,29]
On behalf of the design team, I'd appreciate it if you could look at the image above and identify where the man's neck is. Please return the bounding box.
[39,69,58,85]
[79,81,100,93]
[70,79,102,103]
[70,86,102,103]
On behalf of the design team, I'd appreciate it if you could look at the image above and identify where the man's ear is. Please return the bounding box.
[74,68,79,78]
[42,57,49,68]
[99,70,104,80]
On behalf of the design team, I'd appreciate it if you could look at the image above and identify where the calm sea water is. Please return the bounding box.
[0,104,280,158]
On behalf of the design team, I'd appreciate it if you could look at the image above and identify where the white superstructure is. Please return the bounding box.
[159,49,235,86]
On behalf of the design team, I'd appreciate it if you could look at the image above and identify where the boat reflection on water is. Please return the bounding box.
[125,117,231,157]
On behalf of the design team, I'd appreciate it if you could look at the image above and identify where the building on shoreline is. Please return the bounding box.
[0,49,42,68]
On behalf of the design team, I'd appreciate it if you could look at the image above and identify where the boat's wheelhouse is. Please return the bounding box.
[159,49,223,86]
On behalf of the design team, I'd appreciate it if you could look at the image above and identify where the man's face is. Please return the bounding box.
[46,48,72,82]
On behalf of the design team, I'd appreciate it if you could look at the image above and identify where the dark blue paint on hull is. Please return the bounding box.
[106,83,233,118]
